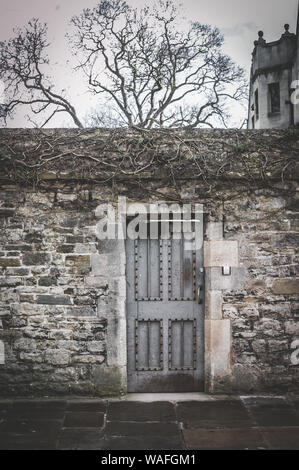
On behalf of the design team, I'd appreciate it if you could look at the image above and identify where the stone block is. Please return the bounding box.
[241,306,260,320]
[93,365,126,396]
[85,276,109,287]
[56,340,81,352]
[10,303,46,316]
[44,349,71,365]
[60,217,79,228]
[252,339,267,355]
[205,319,231,377]
[0,208,15,217]
[23,327,47,339]
[91,253,125,276]
[87,341,105,354]
[0,276,22,287]
[0,258,21,267]
[38,276,57,287]
[36,295,71,305]
[19,293,34,303]
[19,352,43,363]
[65,255,90,274]
[268,340,288,352]
[285,321,299,335]
[271,279,299,295]
[74,243,97,253]
[66,306,95,317]
[205,266,247,290]
[72,354,105,364]
[5,267,30,276]
[205,290,222,319]
[204,240,239,267]
[222,304,239,319]
[66,235,84,244]
[257,319,281,337]
[23,253,51,266]
[65,255,90,265]
[24,232,43,243]
[205,222,223,240]
[57,192,77,202]
[57,245,75,253]
[48,329,73,340]
[14,338,36,351]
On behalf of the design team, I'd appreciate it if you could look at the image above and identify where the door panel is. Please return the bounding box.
[126,219,204,392]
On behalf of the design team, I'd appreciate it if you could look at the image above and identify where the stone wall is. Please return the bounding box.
[0,128,298,396]
[215,188,299,392]
[0,187,127,396]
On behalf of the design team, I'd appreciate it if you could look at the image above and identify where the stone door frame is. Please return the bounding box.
[203,220,240,392]
[93,212,237,394]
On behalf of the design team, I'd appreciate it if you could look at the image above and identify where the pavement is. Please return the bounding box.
[0,395,299,450]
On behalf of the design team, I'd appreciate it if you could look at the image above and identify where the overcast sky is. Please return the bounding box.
[0,0,298,127]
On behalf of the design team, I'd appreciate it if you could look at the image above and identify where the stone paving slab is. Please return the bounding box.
[0,436,58,450]
[0,396,298,450]
[66,401,107,412]
[64,411,104,428]
[103,436,185,450]
[8,400,67,420]
[242,397,299,427]
[57,428,104,450]
[176,400,253,429]
[0,419,62,450]
[183,428,267,450]
[4,418,62,436]
[0,403,11,423]
[13,399,67,409]
[259,426,299,450]
[105,421,180,437]
[9,407,65,420]
[107,401,176,422]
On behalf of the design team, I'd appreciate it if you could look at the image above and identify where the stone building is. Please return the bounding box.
[248,11,299,129]
[0,128,298,397]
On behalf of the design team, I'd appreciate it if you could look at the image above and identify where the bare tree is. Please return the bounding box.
[0,1,247,129]
[71,0,247,129]
[0,19,83,128]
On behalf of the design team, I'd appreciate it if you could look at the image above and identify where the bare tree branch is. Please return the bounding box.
[0,1,248,129]
[0,19,83,128]
[71,0,248,129]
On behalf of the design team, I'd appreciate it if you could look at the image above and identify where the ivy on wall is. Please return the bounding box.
[0,128,298,193]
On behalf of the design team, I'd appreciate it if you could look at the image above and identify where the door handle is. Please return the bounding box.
[197,285,201,304]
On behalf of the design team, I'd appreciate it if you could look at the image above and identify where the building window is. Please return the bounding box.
[268,83,280,114]
[254,89,259,120]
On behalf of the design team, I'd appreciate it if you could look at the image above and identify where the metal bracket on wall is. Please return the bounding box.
[222,266,231,276]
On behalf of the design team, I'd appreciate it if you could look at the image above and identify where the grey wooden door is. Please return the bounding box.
[126,218,204,392]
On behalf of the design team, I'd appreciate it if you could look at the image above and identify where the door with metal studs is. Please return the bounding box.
[126,216,204,392]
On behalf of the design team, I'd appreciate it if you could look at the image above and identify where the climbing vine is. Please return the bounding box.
[0,128,298,197]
